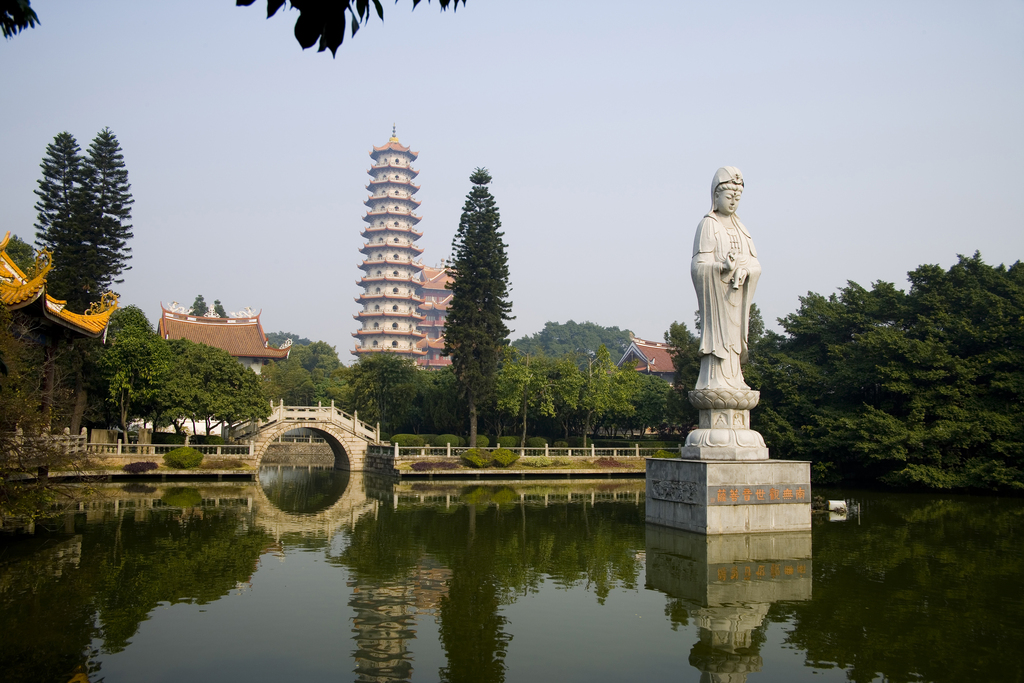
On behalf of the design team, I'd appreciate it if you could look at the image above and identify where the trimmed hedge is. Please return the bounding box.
[495,436,519,448]
[653,449,678,459]
[163,447,204,469]
[492,448,520,467]
[460,448,493,468]
[526,436,548,448]
[553,441,569,447]
[122,461,159,474]
[391,434,425,447]
[205,435,225,445]
[433,434,464,447]
[473,435,490,448]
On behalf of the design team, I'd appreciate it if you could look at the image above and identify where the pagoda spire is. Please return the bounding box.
[390,123,398,142]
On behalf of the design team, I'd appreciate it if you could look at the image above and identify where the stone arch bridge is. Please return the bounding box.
[234,403,380,470]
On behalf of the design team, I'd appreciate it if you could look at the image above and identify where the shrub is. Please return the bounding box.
[567,436,585,447]
[553,441,569,448]
[653,449,678,459]
[461,448,493,468]
[163,447,204,469]
[161,487,202,508]
[391,434,425,447]
[153,432,186,445]
[526,436,548,448]
[122,461,159,474]
[419,434,438,446]
[205,435,225,445]
[551,456,575,466]
[496,436,519,448]
[379,432,391,442]
[473,435,490,448]
[411,460,461,471]
[521,456,552,467]
[491,448,520,467]
[433,434,464,447]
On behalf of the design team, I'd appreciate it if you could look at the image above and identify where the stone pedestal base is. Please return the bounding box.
[646,458,811,534]
[686,388,769,461]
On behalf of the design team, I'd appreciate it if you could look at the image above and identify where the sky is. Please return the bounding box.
[2,1,1022,360]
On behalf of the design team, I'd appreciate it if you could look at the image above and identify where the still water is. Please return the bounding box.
[1,466,1021,683]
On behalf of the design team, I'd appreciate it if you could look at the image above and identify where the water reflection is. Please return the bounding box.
[1,475,1022,683]
[645,527,812,682]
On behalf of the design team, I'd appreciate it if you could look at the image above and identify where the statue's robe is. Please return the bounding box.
[690,212,761,389]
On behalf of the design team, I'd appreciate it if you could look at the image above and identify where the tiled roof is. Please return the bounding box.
[619,336,675,373]
[370,141,418,157]
[1,232,117,337]
[157,307,290,359]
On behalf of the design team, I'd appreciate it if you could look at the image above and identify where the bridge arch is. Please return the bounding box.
[252,420,368,470]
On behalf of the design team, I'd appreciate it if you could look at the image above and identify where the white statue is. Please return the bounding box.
[691,167,761,390]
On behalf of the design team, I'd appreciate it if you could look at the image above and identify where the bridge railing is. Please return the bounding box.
[234,401,379,442]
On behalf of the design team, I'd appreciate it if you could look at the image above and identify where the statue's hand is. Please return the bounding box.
[724,251,736,272]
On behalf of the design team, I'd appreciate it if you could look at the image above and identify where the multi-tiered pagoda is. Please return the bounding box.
[352,129,427,360]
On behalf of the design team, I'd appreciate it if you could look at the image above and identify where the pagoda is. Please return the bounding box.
[353,128,427,360]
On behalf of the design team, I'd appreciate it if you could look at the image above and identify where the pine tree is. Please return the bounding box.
[85,127,134,289]
[213,300,227,318]
[33,128,134,312]
[443,168,513,446]
[190,294,208,316]
[34,132,91,309]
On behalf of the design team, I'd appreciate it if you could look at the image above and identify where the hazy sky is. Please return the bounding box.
[2,1,1022,359]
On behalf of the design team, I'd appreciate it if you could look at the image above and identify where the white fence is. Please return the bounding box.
[87,443,254,457]
[368,444,680,459]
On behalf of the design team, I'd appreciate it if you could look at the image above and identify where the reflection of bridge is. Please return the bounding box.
[234,403,380,470]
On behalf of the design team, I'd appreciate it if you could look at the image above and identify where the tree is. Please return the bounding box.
[34,132,90,309]
[512,321,632,365]
[4,233,35,273]
[265,330,312,347]
[444,168,513,447]
[189,294,208,316]
[158,340,270,435]
[349,353,417,433]
[34,129,134,312]
[578,345,638,446]
[213,300,227,318]
[664,321,701,430]
[84,127,134,289]
[262,341,351,407]
[1,0,38,38]
[495,347,555,447]
[237,0,466,55]
[99,306,170,435]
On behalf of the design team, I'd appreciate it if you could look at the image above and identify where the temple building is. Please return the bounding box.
[617,334,675,382]
[1,231,119,412]
[157,303,291,374]
[415,263,453,367]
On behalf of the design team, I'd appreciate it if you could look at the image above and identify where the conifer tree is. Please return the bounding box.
[85,127,134,289]
[444,168,513,446]
[190,294,208,316]
[33,128,134,311]
[34,131,90,308]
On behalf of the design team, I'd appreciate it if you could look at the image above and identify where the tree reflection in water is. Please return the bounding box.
[1,475,1021,683]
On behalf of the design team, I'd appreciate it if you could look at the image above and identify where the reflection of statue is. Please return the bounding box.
[691,167,760,390]
[645,526,812,683]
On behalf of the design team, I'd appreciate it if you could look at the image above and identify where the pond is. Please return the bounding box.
[1,466,1021,683]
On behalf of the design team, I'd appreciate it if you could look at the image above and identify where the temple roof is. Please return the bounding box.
[420,265,453,291]
[0,232,118,338]
[369,142,418,157]
[618,336,675,376]
[157,305,290,360]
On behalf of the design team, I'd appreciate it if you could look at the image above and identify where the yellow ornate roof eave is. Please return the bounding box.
[47,291,120,337]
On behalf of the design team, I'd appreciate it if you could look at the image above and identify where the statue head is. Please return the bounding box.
[712,167,744,216]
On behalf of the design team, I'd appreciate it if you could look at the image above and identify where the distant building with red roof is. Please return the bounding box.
[617,334,675,382]
[157,304,290,375]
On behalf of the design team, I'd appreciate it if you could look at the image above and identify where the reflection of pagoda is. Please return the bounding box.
[348,558,451,683]
[646,527,812,683]
[352,128,427,361]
